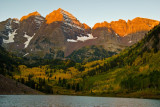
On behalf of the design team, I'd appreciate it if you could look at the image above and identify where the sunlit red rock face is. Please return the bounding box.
[93,21,110,29]
[1,8,93,58]
[83,23,91,30]
[45,8,64,23]
[1,8,159,59]
[93,17,159,37]
[45,8,83,28]
[28,8,92,58]
[82,23,91,33]
[92,17,159,47]
[20,11,41,21]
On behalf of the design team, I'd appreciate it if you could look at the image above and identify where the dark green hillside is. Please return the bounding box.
[68,45,116,63]
[1,25,160,98]
[75,25,160,98]
[0,46,43,94]
[0,46,19,76]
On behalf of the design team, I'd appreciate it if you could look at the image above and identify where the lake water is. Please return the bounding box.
[0,95,160,107]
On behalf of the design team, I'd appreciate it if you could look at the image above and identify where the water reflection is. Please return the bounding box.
[0,95,160,107]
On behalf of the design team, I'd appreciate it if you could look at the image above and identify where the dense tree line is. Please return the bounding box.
[17,75,53,94]
[120,70,160,91]
[68,45,116,63]
[0,46,19,76]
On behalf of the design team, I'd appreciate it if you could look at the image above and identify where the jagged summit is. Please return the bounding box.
[93,17,159,36]
[45,9,64,23]
[83,23,91,30]
[20,11,41,21]
[92,21,110,29]
[45,8,82,27]
[1,8,159,60]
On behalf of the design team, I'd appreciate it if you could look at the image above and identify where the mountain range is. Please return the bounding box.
[0,8,160,98]
[0,8,159,61]
[1,22,160,98]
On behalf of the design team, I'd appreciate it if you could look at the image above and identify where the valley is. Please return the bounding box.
[0,8,160,99]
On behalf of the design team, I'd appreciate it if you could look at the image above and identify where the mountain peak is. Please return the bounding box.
[45,8,77,24]
[92,21,110,29]
[57,8,64,11]
[93,17,159,36]
[45,9,64,24]
[131,17,159,24]
[132,17,147,21]
[20,11,41,21]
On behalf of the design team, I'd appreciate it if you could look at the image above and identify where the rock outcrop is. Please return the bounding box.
[92,17,159,46]
[93,17,159,37]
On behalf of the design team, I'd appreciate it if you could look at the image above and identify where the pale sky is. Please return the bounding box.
[0,0,159,27]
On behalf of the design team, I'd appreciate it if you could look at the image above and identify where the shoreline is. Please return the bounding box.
[1,93,160,100]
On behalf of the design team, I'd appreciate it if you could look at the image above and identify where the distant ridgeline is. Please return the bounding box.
[0,8,159,62]
[0,24,159,98]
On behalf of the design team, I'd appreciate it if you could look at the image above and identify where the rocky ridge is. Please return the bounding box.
[0,8,159,60]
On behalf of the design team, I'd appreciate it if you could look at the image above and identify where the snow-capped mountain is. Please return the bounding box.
[0,8,159,59]
[0,11,44,56]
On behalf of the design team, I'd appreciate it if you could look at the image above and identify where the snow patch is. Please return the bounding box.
[5,25,12,29]
[61,10,76,20]
[24,33,35,48]
[13,20,19,24]
[35,16,44,24]
[34,19,42,24]
[64,22,84,30]
[3,29,17,43]
[23,53,29,57]
[5,19,12,30]
[77,34,97,42]
[67,39,78,42]
[115,33,120,37]
[128,41,132,43]
[34,16,44,28]
[67,34,97,42]
[35,16,44,21]
[60,9,84,31]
